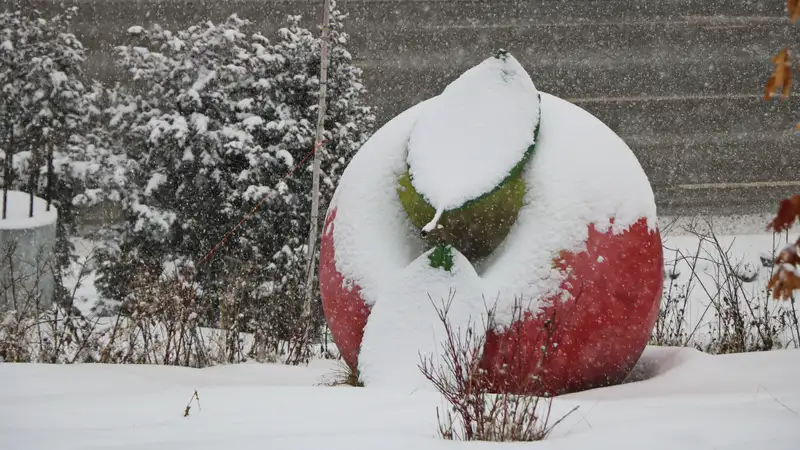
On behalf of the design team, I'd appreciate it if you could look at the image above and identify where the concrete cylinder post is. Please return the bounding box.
[0,190,58,313]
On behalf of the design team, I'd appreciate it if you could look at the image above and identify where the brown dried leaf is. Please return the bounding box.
[767,195,800,233]
[769,239,800,300]
[768,267,800,300]
[790,0,800,23]
[777,239,800,265]
[764,48,792,100]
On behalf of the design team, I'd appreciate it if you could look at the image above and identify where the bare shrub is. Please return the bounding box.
[0,242,109,363]
[205,257,322,365]
[418,292,577,442]
[1,240,329,366]
[0,238,212,365]
[208,260,314,365]
[652,241,705,349]
[1,306,104,363]
[210,265,251,364]
[653,218,800,353]
[104,264,209,366]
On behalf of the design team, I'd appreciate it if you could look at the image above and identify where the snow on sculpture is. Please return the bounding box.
[319,51,664,395]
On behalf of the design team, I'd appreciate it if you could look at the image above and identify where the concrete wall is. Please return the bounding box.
[0,216,57,314]
[7,0,799,218]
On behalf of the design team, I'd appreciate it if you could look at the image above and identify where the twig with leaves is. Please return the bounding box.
[766,195,800,300]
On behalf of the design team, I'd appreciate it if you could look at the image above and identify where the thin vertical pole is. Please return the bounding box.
[296,0,331,364]
[46,141,53,211]
[2,128,13,220]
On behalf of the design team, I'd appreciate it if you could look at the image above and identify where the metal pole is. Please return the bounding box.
[297,0,331,364]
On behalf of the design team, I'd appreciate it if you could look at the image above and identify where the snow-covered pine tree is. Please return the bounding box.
[94,15,269,310]
[57,81,133,243]
[0,8,104,286]
[96,7,373,350]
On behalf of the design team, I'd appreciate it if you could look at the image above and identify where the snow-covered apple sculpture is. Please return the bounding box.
[320,50,663,395]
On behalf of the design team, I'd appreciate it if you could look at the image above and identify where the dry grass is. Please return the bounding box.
[651,219,800,353]
[322,359,364,387]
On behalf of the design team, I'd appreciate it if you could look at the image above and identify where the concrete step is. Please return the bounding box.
[358,59,779,111]
[17,0,794,51]
[83,49,792,128]
[655,184,799,217]
[348,22,796,63]
[42,0,791,33]
[340,0,787,26]
[630,132,798,186]
[84,48,781,98]
[366,91,799,134]
[578,96,798,137]
[21,0,798,117]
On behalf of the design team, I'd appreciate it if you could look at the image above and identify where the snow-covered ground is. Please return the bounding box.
[1,346,799,450]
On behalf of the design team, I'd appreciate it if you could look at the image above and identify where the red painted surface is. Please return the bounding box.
[320,209,663,395]
[479,218,663,395]
[319,208,371,370]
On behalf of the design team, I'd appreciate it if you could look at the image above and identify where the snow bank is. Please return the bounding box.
[0,190,58,230]
[2,347,799,450]
[406,53,540,213]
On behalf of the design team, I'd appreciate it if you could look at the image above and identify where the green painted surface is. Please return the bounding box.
[397,72,541,262]
[427,244,455,271]
[397,167,527,261]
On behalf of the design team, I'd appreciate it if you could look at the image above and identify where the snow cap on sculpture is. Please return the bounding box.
[407,49,540,213]
[398,50,541,260]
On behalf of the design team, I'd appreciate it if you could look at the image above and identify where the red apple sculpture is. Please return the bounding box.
[320,53,664,395]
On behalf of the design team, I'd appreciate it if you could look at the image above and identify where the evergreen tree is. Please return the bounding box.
[96,6,374,344]
[0,8,105,290]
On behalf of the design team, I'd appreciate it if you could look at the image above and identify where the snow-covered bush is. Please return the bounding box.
[95,7,374,352]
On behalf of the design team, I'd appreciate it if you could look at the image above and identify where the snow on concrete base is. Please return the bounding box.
[0,190,58,312]
[0,190,58,230]
[1,347,798,450]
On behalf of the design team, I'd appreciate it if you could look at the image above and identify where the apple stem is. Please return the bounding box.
[422,208,444,234]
